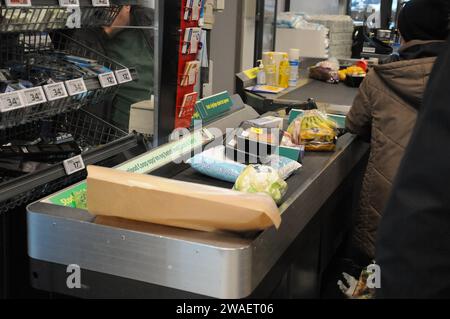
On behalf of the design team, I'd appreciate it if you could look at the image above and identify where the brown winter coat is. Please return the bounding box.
[346,41,444,260]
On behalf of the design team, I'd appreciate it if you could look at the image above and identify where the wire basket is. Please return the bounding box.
[0,6,122,33]
[0,108,129,213]
[0,31,129,129]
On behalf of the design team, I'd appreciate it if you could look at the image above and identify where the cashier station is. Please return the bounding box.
[27,89,369,299]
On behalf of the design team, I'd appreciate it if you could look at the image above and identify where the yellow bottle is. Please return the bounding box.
[279,53,290,88]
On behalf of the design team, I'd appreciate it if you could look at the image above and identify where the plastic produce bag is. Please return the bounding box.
[286,110,338,151]
[233,165,288,204]
[187,145,246,183]
[261,154,302,180]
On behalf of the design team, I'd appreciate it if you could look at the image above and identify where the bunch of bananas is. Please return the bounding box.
[287,111,338,151]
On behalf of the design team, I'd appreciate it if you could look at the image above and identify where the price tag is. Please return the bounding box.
[0,91,26,112]
[115,69,133,84]
[21,87,47,106]
[98,72,118,88]
[43,82,69,101]
[5,0,32,7]
[58,0,80,7]
[91,0,110,7]
[63,155,85,176]
[65,78,87,96]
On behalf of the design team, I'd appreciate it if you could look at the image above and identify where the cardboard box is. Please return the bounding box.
[87,166,281,233]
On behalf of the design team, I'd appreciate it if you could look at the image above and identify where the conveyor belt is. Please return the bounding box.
[281,81,358,106]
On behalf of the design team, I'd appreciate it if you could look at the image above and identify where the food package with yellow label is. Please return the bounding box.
[87,166,281,233]
[285,110,338,152]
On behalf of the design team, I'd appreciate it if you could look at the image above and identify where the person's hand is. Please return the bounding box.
[337,272,358,298]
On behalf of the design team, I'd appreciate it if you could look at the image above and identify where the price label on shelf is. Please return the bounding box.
[0,91,26,112]
[65,78,87,96]
[63,155,85,176]
[58,0,80,7]
[98,72,118,88]
[5,0,32,8]
[22,87,47,106]
[115,69,133,84]
[43,82,69,101]
[91,0,110,7]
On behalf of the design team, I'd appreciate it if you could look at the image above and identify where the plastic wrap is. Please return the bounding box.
[233,165,288,204]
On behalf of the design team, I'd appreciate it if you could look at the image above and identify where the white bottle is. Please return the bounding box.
[289,49,300,87]
[256,60,266,85]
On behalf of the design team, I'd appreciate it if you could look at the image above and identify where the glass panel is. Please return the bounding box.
[262,0,277,52]
[349,0,381,26]
[73,0,157,134]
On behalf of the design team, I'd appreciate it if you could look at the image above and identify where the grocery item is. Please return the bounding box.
[279,53,290,88]
[87,166,282,232]
[256,60,266,85]
[286,110,338,152]
[262,154,302,180]
[233,165,288,204]
[187,145,246,183]
[265,53,277,86]
[289,49,300,87]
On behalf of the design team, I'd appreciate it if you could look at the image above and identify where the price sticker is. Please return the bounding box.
[63,155,85,176]
[43,82,69,101]
[98,72,118,88]
[115,69,133,84]
[91,0,110,7]
[0,91,26,112]
[5,0,32,8]
[22,87,47,106]
[65,78,87,96]
[58,0,80,7]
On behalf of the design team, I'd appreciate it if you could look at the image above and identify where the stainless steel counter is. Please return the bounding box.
[26,102,369,299]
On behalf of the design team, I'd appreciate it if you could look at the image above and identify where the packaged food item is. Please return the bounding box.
[286,110,338,152]
[233,165,288,204]
[262,154,302,180]
[187,145,246,183]
[309,58,340,84]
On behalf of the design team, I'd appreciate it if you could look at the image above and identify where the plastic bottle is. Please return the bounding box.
[256,60,266,85]
[289,49,300,87]
[265,53,277,86]
[279,53,290,88]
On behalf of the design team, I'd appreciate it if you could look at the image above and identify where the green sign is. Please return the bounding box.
[47,129,214,208]
[191,91,233,126]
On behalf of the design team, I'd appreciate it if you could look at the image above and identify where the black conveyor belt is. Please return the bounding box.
[170,134,355,206]
[281,81,358,106]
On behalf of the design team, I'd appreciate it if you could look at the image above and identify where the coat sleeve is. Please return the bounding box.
[345,77,373,142]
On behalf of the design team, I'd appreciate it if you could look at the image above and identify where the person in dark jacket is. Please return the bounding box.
[345,0,448,266]
[376,33,450,299]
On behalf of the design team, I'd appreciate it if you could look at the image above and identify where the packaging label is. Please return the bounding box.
[0,91,26,112]
[65,78,87,96]
[22,87,47,106]
[98,72,117,88]
[43,82,69,101]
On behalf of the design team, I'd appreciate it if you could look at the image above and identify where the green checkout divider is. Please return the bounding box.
[191,91,233,126]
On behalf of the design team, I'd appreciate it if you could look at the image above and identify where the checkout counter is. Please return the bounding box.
[26,93,369,299]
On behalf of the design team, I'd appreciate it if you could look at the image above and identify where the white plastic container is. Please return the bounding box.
[288,49,300,87]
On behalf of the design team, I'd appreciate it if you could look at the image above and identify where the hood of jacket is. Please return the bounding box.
[374,40,447,110]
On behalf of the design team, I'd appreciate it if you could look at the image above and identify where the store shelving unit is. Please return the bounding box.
[0,0,147,298]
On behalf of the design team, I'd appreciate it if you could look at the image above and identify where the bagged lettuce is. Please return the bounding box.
[233,165,288,204]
